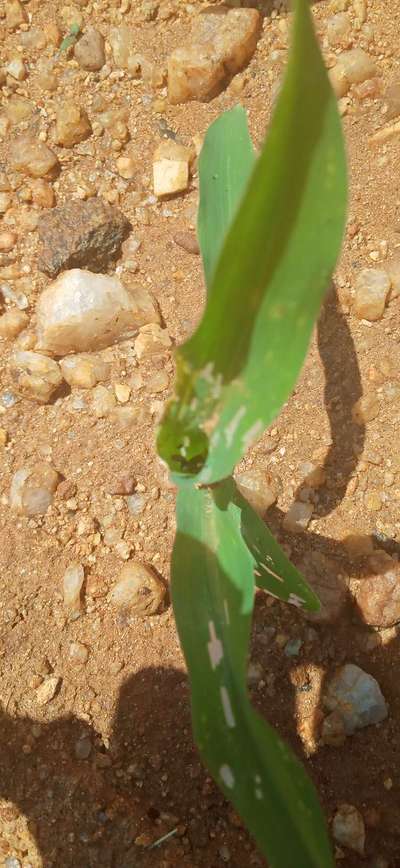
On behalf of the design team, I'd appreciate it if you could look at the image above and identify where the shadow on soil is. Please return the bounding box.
[1,286,399,867]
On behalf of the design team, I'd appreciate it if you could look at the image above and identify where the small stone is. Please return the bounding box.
[153,140,190,197]
[60,353,110,389]
[303,551,347,623]
[107,473,136,495]
[174,231,200,255]
[10,351,63,403]
[75,736,92,760]
[147,370,169,392]
[0,428,8,446]
[355,551,400,627]
[283,501,313,533]
[69,641,89,664]
[126,492,145,515]
[74,27,105,71]
[298,461,326,488]
[6,96,34,127]
[326,13,351,46]
[110,561,165,615]
[5,858,22,868]
[332,804,365,855]
[337,48,376,84]
[36,675,61,706]
[19,26,46,50]
[9,135,59,179]
[0,231,17,252]
[344,533,374,557]
[384,79,400,120]
[0,192,12,213]
[321,709,346,746]
[116,155,136,179]
[365,491,382,511]
[30,178,55,209]
[6,55,27,81]
[92,384,116,418]
[10,463,59,516]
[168,8,261,104]
[386,258,400,298]
[235,468,277,516]
[0,309,28,339]
[55,100,92,148]
[324,663,388,735]
[352,393,379,424]
[36,269,159,355]
[6,0,28,30]
[109,25,133,69]
[284,638,303,657]
[329,66,351,98]
[134,323,171,359]
[353,268,390,320]
[114,382,131,403]
[63,563,85,617]
[37,198,130,276]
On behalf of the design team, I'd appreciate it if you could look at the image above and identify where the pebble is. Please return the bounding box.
[303,551,347,623]
[134,323,171,359]
[6,96,34,125]
[353,268,391,320]
[235,468,277,516]
[116,155,136,179]
[107,473,136,496]
[6,55,27,81]
[10,463,59,516]
[92,384,116,418]
[110,561,165,615]
[114,382,131,403]
[384,79,400,121]
[386,258,400,298]
[36,675,61,706]
[153,140,191,197]
[69,641,89,664]
[282,501,313,533]
[6,0,28,30]
[324,663,388,735]
[63,563,85,618]
[0,309,28,339]
[60,353,110,389]
[0,230,17,252]
[332,804,365,855]
[126,492,146,514]
[36,269,159,355]
[109,24,133,69]
[74,27,105,71]
[38,198,130,277]
[10,135,59,179]
[75,736,92,760]
[168,8,261,104]
[30,178,55,209]
[10,350,63,403]
[351,393,379,424]
[355,551,400,627]
[173,231,200,255]
[5,858,22,868]
[337,48,376,84]
[326,12,351,46]
[55,100,92,148]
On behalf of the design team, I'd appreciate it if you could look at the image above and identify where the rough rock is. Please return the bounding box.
[6,0,28,30]
[153,140,191,197]
[63,563,85,618]
[36,269,159,355]
[303,551,347,624]
[324,663,388,734]
[332,804,365,855]
[10,350,63,403]
[173,231,200,255]
[337,48,376,84]
[60,353,110,389]
[134,323,171,359]
[352,393,379,424]
[36,676,61,706]
[384,80,400,120]
[37,198,131,276]
[6,56,27,81]
[168,7,261,104]
[235,468,277,516]
[109,24,133,69]
[9,135,60,179]
[55,100,92,148]
[10,463,60,516]
[355,551,400,627]
[69,641,89,664]
[0,309,28,339]
[353,268,390,321]
[110,562,165,615]
[283,501,313,533]
[30,178,55,209]
[91,384,116,418]
[386,258,400,298]
[74,27,105,71]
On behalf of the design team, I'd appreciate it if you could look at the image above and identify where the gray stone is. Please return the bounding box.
[324,663,388,734]
[37,198,131,277]
[332,804,365,855]
[74,27,105,71]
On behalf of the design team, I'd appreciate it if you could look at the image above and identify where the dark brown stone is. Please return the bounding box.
[355,551,400,627]
[173,231,200,255]
[37,198,131,277]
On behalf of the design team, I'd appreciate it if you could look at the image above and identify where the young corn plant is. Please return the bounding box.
[157,0,347,864]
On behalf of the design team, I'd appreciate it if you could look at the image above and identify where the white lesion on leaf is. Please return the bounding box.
[242,420,263,452]
[288,592,306,608]
[259,562,284,583]
[219,764,235,789]
[220,685,236,728]
[224,405,246,448]
[207,621,224,669]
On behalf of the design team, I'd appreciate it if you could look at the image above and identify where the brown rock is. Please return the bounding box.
[168,8,261,104]
[110,562,166,615]
[6,0,28,30]
[174,231,200,255]
[74,27,105,71]
[55,101,92,148]
[106,473,136,495]
[303,551,347,623]
[9,135,60,179]
[355,551,400,627]
[37,198,131,277]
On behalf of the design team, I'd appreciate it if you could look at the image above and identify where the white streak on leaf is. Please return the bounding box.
[223,599,230,625]
[259,563,284,583]
[288,593,306,609]
[220,764,235,789]
[220,686,236,728]
[207,621,223,669]
[225,406,246,448]
[242,420,263,452]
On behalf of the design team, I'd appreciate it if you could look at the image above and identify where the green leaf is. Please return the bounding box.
[157,0,347,483]
[172,480,333,868]
[59,23,81,52]
[197,106,255,289]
